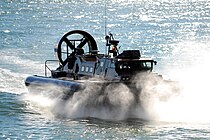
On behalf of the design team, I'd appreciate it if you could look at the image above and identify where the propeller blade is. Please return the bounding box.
[63,37,75,50]
[77,38,88,48]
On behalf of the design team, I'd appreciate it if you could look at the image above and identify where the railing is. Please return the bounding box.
[44,60,60,76]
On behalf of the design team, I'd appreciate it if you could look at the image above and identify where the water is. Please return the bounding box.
[1,0,210,139]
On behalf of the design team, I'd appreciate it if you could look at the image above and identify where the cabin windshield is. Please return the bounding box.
[115,60,154,75]
[141,61,152,70]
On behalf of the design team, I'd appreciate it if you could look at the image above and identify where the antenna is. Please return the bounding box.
[104,0,107,36]
[104,0,108,54]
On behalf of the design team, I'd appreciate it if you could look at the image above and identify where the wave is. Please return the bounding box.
[0,49,49,94]
[0,68,27,94]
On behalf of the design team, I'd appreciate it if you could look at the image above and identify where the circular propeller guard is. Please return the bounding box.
[55,30,98,66]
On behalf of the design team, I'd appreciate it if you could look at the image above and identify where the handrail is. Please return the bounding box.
[45,60,59,76]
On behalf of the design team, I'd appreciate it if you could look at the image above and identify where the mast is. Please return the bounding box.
[104,0,107,36]
[104,0,108,54]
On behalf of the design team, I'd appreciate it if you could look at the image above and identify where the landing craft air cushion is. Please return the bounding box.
[25,30,165,98]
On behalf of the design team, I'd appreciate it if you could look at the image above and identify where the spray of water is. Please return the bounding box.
[23,74,176,121]
[138,41,210,123]
[25,81,138,120]
[0,68,27,94]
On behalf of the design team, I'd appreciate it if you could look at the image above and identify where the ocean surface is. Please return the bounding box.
[1,0,210,139]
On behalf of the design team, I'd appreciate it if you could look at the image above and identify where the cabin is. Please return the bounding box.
[49,30,156,82]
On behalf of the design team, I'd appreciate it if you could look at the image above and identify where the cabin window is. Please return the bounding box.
[119,64,130,69]
[110,62,115,68]
[85,66,89,72]
[81,66,85,72]
[89,67,93,73]
[100,61,104,67]
[141,62,152,69]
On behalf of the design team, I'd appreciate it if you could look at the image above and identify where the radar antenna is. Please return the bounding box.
[105,33,119,57]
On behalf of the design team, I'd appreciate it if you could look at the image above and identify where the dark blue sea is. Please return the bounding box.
[1,0,210,139]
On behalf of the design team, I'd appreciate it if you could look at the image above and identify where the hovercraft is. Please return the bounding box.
[25,30,162,96]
